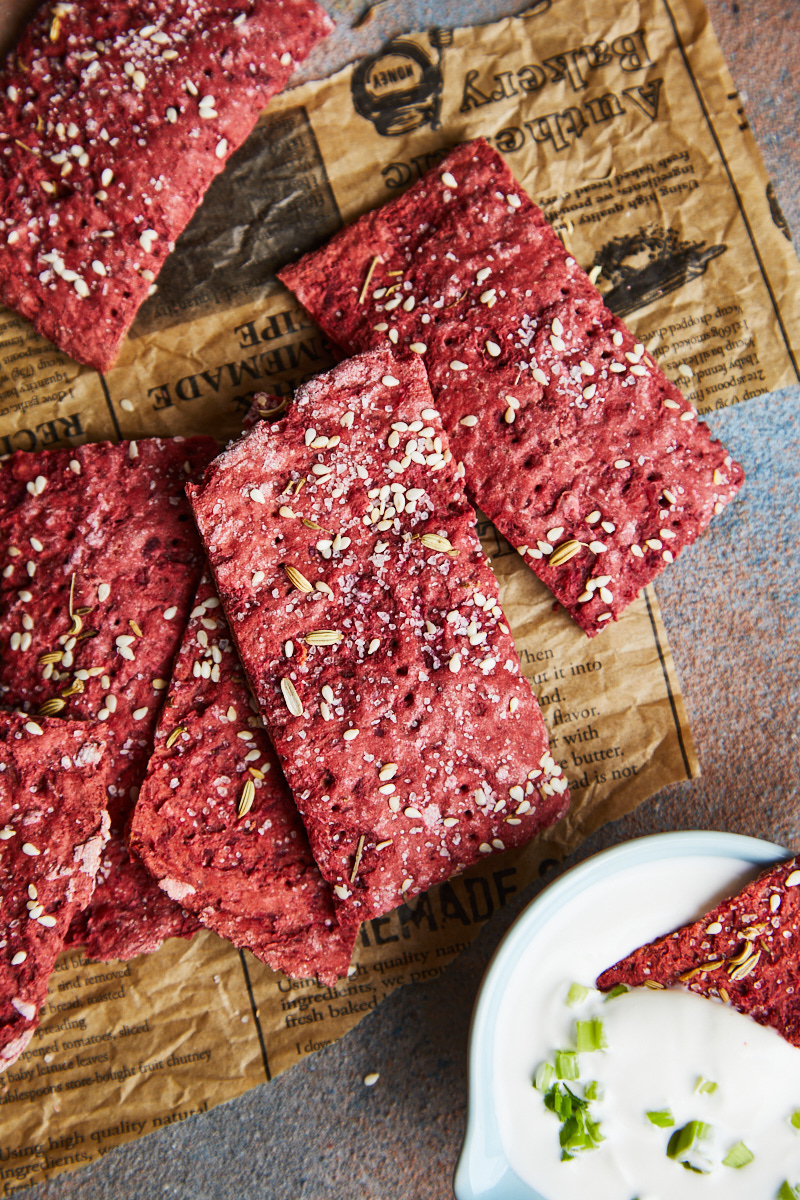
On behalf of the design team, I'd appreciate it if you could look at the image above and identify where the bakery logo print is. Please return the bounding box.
[351,31,451,136]
[590,225,727,317]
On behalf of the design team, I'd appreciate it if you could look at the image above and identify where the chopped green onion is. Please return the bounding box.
[646,1109,675,1128]
[695,1077,718,1095]
[603,983,628,1001]
[542,1081,603,1160]
[790,1111,800,1130]
[555,1050,579,1080]
[666,1120,713,1173]
[723,1141,754,1169]
[565,982,589,1007]
[778,1183,800,1200]
[533,1061,554,1091]
[575,1018,607,1052]
[584,1081,601,1101]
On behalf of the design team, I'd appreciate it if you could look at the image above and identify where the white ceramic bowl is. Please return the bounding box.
[453,830,787,1200]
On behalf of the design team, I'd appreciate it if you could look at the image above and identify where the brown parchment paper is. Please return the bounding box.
[2,0,794,1185]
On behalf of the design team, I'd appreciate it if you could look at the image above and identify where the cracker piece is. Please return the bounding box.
[130,571,356,984]
[596,856,800,1047]
[0,435,217,958]
[0,0,333,371]
[188,350,569,927]
[278,138,744,637]
[0,711,109,1071]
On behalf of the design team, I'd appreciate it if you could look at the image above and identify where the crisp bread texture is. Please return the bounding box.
[188,350,569,926]
[596,856,800,1048]
[279,138,745,637]
[130,571,356,984]
[0,711,109,1072]
[0,436,217,959]
[0,0,333,372]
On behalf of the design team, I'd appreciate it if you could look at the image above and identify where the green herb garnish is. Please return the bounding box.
[722,1141,753,1169]
[575,1019,607,1053]
[603,984,628,1001]
[565,982,589,1007]
[695,1077,718,1095]
[533,1061,554,1091]
[544,1082,604,1161]
[666,1120,714,1173]
[584,1081,601,1101]
[646,1109,675,1128]
[790,1111,800,1130]
[555,1050,579,1080]
[778,1183,800,1200]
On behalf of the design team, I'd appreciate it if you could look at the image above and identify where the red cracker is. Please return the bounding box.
[0,712,109,1071]
[0,436,217,959]
[597,856,800,1048]
[188,350,569,927]
[279,138,744,637]
[0,0,333,371]
[130,572,356,984]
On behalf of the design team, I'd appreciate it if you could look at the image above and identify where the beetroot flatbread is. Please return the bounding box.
[597,855,800,1047]
[278,138,744,637]
[0,436,217,959]
[188,349,569,927]
[0,712,109,1071]
[0,0,333,371]
[130,571,356,984]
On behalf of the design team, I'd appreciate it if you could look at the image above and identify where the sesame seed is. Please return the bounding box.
[479,843,492,854]
[612,331,624,346]
[589,540,607,554]
[379,764,398,781]
[504,407,515,424]
[404,806,422,818]
[486,341,501,357]
[280,51,293,65]
[630,544,644,558]
[582,384,596,400]
[343,728,359,741]
[614,459,630,469]
[597,612,612,622]
[215,139,228,159]
[22,843,40,855]
[11,951,26,966]
[69,460,80,474]
[368,639,381,654]
[680,409,696,422]
[664,398,681,410]
[507,194,521,208]
[662,550,674,563]
[532,367,548,386]
[252,570,265,586]
[133,707,148,720]
[550,335,565,352]
[449,653,462,674]
[450,360,468,372]
[409,343,427,354]
[646,538,663,550]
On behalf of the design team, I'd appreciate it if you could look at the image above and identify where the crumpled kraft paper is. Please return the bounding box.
[3,0,792,1185]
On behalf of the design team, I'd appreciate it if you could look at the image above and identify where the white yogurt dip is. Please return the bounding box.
[494,854,800,1199]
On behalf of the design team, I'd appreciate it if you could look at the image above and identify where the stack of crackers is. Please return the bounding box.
[0,0,748,1069]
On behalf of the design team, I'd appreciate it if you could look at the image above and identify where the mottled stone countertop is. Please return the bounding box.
[1,1,798,1197]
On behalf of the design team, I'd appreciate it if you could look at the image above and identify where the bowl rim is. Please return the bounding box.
[452,829,789,1200]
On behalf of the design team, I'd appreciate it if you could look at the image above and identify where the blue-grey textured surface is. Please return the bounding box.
[1,1,798,1197]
